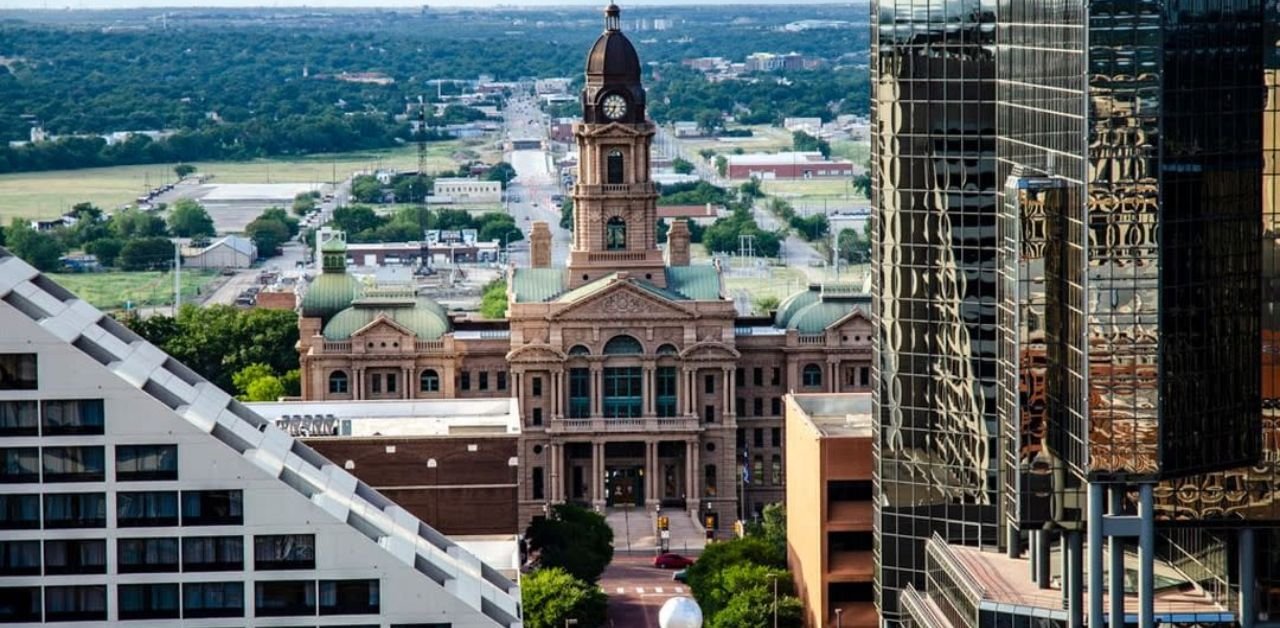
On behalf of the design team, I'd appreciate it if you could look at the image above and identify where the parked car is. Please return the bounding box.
[653,553,694,569]
[672,569,689,583]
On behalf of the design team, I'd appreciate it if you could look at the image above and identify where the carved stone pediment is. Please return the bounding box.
[350,315,416,340]
[680,341,740,362]
[507,344,567,364]
[550,281,696,322]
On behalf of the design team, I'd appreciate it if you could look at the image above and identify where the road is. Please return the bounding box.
[502,95,572,267]
[601,554,696,628]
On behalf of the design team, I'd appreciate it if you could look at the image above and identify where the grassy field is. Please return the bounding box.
[680,125,796,156]
[0,138,500,223]
[50,270,221,312]
[763,178,867,203]
[831,139,871,166]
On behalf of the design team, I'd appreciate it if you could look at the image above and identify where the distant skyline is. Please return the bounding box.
[0,0,849,8]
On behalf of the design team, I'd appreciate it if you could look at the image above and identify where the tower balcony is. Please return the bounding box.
[576,182,658,197]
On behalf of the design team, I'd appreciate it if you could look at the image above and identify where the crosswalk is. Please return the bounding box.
[612,586,685,595]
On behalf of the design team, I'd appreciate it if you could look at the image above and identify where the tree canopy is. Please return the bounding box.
[524,504,614,584]
[167,199,216,238]
[520,568,608,628]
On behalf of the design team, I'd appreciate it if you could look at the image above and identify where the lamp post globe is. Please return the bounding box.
[658,596,703,628]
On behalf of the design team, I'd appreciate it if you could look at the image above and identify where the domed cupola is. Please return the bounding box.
[582,3,646,124]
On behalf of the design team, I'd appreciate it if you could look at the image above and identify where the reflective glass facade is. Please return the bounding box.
[871,0,999,619]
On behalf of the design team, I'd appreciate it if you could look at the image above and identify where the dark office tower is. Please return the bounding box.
[869,0,999,621]
[886,0,1273,626]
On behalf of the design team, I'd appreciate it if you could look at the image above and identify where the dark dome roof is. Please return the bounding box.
[586,4,640,82]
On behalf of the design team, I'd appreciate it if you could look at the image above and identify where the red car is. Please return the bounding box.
[653,553,695,569]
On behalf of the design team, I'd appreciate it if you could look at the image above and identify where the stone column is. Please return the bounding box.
[690,439,701,509]
[591,365,603,417]
[642,363,655,416]
[549,443,560,503]
[684,440,694,508]
[593,441,606,509]
[353,367,364,400]
[828,361,837,393]
[403,367,412,400]
[722,366,733,415]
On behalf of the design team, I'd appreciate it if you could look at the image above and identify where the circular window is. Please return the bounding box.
[366,342,373,348]
[533,445,544,455]
[393,342,399,348]
[645,273,653,280]
[380,342,386,348]
[705,442,716,452]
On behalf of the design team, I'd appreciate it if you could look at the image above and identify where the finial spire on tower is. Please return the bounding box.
[605,3,621,32]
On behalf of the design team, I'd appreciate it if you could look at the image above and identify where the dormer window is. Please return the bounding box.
[607,150,625,184]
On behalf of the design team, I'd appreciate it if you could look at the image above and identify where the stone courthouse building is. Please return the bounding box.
[297,4,873,533]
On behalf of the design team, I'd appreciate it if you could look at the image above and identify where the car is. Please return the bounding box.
[672,569,689,583]
[653,553,694,569]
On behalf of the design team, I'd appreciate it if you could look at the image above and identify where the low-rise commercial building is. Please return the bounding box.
[433,178,503,205]
[726,152,855,180]
[785,393,877,628]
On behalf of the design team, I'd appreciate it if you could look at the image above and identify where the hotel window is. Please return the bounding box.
[44,539,106,576]
[771,427,781,447]
[183,581,244,619]
[532,467,545,499]
[0,541,40,576]
[480,372,489,391]
[497,372,507,390]
[182,536,243,572]
[771,367,780,385]
[42,446,105,482]
[568,368,591,418]
[116,444,178,481]
[118,537,179,573]
[772,397,781,416]
[254,534,315,571]
[771,455,782,485]
[0,353,37,390]
[753,398,764,417]
[704,374,715,394]
[119,583,179,620]
[41,399,104,435]
[0,447,39,483]
[329,371,349,394]
[118,491,179,527]
[0,494,40,530]
[461,371,471,391]
[44,492,106,529]
[45,584,106,622]
[0,401,38,436]
[320,579,380,616]
[532,376,542,397]
[255,580,316,617]
[420,369,441,392]
[753,367,763,386]
[0,587,41,623]
[603,367,643,418]
[656,367,678,417]
[752,456,764,486]
[801,364,823,388]
[182,490,243,526]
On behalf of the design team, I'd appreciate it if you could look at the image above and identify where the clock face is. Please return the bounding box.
[603,94,628,120]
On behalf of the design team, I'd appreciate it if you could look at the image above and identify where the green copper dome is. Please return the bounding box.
[301,273,360,321]
[775,288,820,328]
[776,285,869,333]
[322,298,451,341]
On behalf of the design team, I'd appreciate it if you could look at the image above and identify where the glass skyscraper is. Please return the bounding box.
[873,0,1279,625]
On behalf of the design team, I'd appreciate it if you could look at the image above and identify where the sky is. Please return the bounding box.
[0,0,844,7]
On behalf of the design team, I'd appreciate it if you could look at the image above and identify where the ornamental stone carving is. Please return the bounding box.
[601,291,647,315]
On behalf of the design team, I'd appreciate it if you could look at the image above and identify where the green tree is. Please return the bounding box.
[559,197,575,231]
[698,148,717,161]
[792,130,831,159]
[707,568,804,628]
[292,193,317,216]
[168,199,216,238]
[838,224,871,264]
[788,213,829,241]
[753,294,780,314]
[477,213,523,245]
[331,205,385,235]
[111,208,168,239]
[525,504,614,584]
[245,376,285,401]
[117,236,173,271]
[246,216,289,257]
[480,279,508,319]
[280,369,301,397]
[740,178,764,200]
[393,173,432,203]
[715,155,729,178]
[672,156,695,175]
[485,162,518,188]
[85,237,125,267]
[696,109,723,136]
[6,220,66,271]
[173,163,196,179]
[852,171,872,198]
[520,568,608,628]
[351,175,385,204]
[232,363,275,397]
[260,207,300,237]
[686,536,787,620]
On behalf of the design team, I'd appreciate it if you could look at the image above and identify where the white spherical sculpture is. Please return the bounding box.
[659,596,704,628]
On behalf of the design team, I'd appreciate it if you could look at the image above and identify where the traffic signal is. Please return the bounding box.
[657,516,670,531]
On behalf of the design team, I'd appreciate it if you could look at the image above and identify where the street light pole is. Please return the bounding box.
[835,607,844,628]
[769,573,778,628]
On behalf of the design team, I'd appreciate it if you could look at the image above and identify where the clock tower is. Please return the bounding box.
[567,3,666,288]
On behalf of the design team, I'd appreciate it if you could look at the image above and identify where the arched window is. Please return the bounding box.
[606,217,627,251]
[607,149,625,184]
[328,371,349,394]
[802,364,823,388]
[420,369,440,393]
[656,343,679,356]
[603,335,643,355]
[567,345,592,357]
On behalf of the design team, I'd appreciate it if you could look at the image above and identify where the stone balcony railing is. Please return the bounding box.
[547,416,701,434]
[586,251,649,263]
[798,334,828,345]
[576,182,658,197]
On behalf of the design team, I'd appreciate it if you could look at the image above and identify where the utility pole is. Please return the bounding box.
[172,240,181,315]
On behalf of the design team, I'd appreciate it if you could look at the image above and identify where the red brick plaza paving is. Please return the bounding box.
[601,552,701,628]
